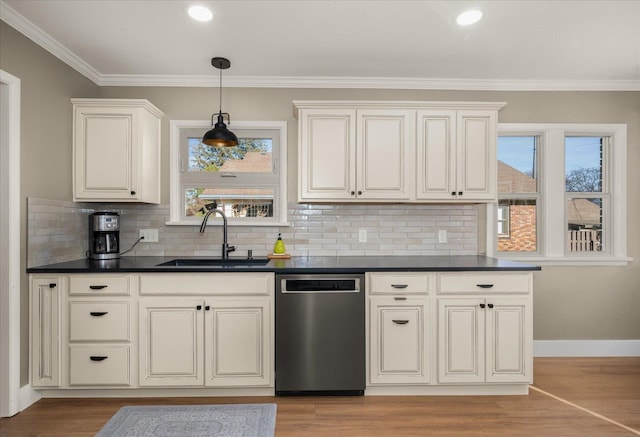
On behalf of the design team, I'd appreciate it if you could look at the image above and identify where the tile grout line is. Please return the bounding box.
[529,385,640,436]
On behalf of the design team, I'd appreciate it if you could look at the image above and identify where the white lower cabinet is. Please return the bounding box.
[369,296,430,384]
[437,297,531,384]
[30,278,61,388]
[66,275,133,387]
[437,273,533,385]
[138,299,204,386]
[367,271,533,394]
[30,269,532,396]
[138,297,272,388]
[367,273,432,386]
[69,345,131,386]
[205,298,271,387]
[30,272,274,392]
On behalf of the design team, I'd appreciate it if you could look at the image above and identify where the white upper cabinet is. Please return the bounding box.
[415,110,457,200]
[297,107,412,201]
[455,110,497,200]
[356,109,413,200]
[416,109,497,201]
[298,108,357,200]
[295,101,504,203]
[72,99,164,203]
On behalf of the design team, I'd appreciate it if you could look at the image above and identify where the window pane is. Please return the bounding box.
[188,138,273,173]
[497,199,537,253]
[565,137,602,192]
[185,187,274,218]
[497,136,538,193]
[567,197,602,252]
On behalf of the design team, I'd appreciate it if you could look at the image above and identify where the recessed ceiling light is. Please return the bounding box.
[188,5,213,22]
[456,9,483,26]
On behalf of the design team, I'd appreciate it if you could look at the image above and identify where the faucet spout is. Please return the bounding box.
[199,208,236,260]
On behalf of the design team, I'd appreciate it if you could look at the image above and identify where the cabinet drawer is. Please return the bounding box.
[438,273,531,294]
[69,345,130,386]
[69,302,130,341]
[139,273,274,295]
[368,273,429,295]
[69,275,130,296]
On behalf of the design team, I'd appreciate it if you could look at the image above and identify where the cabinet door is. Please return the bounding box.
[139,299,204,386]
[298,108,356,200]
[31,279,60,387]
[204,297,272,387]
[455,110,497,200]
[485,298,532,383]
[357,109,413,200]
[437,298,485,383]
[369,296,430,384]
[415,110,457,200]
[74,107,139,200]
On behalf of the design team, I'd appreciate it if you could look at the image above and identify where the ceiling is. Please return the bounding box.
[2,0,639,90]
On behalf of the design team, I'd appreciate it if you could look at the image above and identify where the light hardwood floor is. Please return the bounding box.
[1,358,639,436]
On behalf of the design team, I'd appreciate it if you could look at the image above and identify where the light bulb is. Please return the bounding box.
[456,9,483,26]
[188,5,213,22]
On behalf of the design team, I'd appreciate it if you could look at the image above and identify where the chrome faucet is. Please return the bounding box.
[199,207,236,260]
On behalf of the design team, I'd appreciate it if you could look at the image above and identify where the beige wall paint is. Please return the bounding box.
[1,21,638,386]
[0,23,99,385]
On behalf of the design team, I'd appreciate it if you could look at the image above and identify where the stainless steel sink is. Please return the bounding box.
[157,258,271,267]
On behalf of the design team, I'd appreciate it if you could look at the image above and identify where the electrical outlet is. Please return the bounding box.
[139,229,158,243]
[358,229,367,243]
[438,230,447,243]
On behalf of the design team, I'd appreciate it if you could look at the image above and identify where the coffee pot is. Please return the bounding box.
[88,212,120,260]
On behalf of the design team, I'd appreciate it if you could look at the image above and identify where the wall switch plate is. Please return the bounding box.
[438,230,447,243]
[139,229,158,243]
[358,229,367,243]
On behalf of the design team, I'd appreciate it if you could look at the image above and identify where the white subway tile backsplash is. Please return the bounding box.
[27,198,479,266]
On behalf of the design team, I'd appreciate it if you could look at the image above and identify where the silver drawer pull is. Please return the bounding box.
[89,356,108,362]
[476,284,494,289]
[89,285,108,290]
[391,284,408,289]
[393,297,407,301]
[90,311,108,317]
[392,320,409,325]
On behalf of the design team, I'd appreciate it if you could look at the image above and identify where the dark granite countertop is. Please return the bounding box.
[27,255,540,274]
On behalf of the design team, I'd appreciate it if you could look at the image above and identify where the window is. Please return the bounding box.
[169,121,288,226]
[489,124,628,265]
[565,136,606,253]
[497,136,539,253]
[497,204,510,237]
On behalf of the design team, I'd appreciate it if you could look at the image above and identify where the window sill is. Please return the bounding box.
[496,255,633,266]
[166,220,290,227]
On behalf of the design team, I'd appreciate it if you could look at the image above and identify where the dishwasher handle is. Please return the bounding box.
[280,277,361,293]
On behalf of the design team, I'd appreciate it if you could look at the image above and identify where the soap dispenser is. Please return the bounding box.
[273,233,286,254]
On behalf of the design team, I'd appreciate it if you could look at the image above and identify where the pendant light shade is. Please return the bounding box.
[202,57,238,147]
[202,112,239,147]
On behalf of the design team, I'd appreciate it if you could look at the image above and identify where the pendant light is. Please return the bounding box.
[202,57,239,147]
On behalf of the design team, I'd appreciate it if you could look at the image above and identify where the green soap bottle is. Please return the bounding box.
[273,233,286,254]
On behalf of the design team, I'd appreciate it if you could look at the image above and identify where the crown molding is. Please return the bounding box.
[0,1,101,83]
[98,74,640,91]
[3,1,639,92]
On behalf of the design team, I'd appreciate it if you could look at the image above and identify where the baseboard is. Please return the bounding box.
[534,340,640,357]
[19,384,41,412]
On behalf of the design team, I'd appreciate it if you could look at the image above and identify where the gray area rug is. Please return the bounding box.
[95,404,277,437]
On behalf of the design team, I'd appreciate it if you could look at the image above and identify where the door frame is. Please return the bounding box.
[0,69,21,417]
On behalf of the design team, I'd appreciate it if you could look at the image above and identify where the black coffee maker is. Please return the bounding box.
[88,212,120,260]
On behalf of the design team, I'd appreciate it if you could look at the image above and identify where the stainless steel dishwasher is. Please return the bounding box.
[275,274,365,395]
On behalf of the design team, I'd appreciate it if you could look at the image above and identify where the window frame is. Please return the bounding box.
[496,135,542,255]
[168,120,288,226]
[488,123,629,266]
